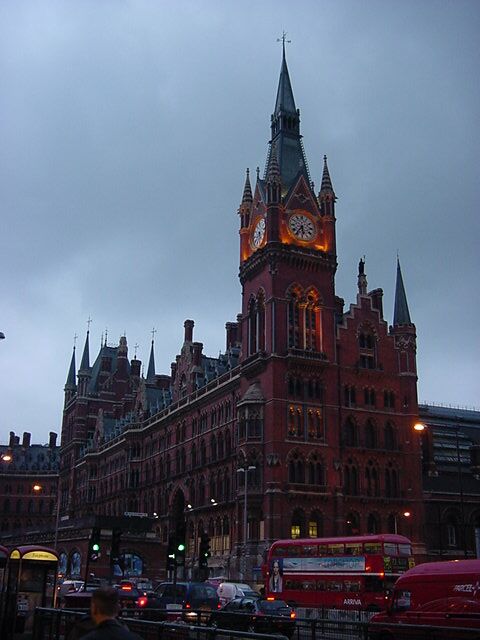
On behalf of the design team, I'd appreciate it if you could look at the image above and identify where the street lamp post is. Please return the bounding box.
[237,465,256,581]
[414,421,467,558]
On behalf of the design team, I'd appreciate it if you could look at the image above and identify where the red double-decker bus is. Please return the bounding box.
[265,534,415,612]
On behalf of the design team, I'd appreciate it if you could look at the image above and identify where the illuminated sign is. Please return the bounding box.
[11,550,58,562]
[282,556,366,572]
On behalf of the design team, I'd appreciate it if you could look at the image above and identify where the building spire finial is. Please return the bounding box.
[277,30,291,60]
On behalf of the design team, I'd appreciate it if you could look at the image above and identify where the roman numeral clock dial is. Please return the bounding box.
[288,214,316,241]
[252,218,266,248]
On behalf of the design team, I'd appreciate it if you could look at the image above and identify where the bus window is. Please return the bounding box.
[398,544,411,556]
[299,545,317,556]
[365,576,383,592]
[383,543,397,556]
[364,542,382,554]
[318,544,328,555]
[327,580,343,592]
[344,580,361,592]
[272,545,288,557]
[316,580,326,591]
[328,543,344,555]
[345,542,362,555]
[302,580,316,591]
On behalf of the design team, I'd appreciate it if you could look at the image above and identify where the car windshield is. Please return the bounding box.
[157,584,187,598]
[259,600,290,612]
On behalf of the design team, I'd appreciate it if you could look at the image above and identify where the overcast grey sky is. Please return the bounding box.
[1,0,479,443]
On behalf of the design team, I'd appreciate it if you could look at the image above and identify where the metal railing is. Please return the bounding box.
[31,607,480,640]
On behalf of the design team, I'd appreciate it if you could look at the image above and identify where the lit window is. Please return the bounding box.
[291,525,301,539]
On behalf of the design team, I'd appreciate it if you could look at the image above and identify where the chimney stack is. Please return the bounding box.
[22,432,31,448]
[9,431,15,448]
[184,319,194,343]
[49,432,57,448]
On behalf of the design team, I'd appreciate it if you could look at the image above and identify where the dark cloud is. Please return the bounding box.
[1,0,479,440]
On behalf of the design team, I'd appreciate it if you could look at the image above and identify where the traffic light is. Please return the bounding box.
[167,534,176,572]
[89,527,101,562]
[199,533,211,569]
[175,525,186,566]
[176,540,186,566]
[111,528,122,566]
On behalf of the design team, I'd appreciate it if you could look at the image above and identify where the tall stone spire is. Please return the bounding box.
[78,328,92,396]
[146,339,156,381]
[79,330,90,370]
[267,42,310,191]
[64,344,77,405]
[274,39,297,116]
[65,345,76,387]
[393,258,412,325]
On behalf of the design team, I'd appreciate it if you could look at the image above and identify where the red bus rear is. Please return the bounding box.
[265,534,414,612]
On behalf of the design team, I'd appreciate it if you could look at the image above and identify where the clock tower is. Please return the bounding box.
[235,44,424,553]
[238,44,338,362]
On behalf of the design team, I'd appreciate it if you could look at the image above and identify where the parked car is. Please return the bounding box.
[209,597,296,637]
[217,582,259,606]
[139,581,220,621]
[116,581,148,610]
[57,579,84,601]
[135,578,153,592]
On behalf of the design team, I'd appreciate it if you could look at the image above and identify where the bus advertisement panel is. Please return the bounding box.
[265,534,414,612]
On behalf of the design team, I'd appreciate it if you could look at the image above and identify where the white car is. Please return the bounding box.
[217,582,258,606]
[57,580,84,600]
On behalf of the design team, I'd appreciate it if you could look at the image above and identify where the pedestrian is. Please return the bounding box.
[81,588,142,640]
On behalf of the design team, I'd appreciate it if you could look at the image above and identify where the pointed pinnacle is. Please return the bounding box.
[241,168,253,203]
[320,155,334,192]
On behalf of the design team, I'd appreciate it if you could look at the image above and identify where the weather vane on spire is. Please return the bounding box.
[151,327,157,342]
[87,316,92,332]
[134,342,139,358]
[277,30,291,53]
[73,333,78,348]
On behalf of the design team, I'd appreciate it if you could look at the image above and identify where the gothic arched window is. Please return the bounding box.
[385,422,396,450]
[248,297,257,355]
[288,292,300,348]
[365,420,377,449]
[305,294,319,350]
[343,417,358,447]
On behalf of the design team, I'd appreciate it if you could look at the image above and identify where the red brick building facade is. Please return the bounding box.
[56,49,426,582]
[0,431,59,543]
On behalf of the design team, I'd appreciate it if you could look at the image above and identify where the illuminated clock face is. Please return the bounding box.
[288,214,316,241]
[252,218,266,248]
